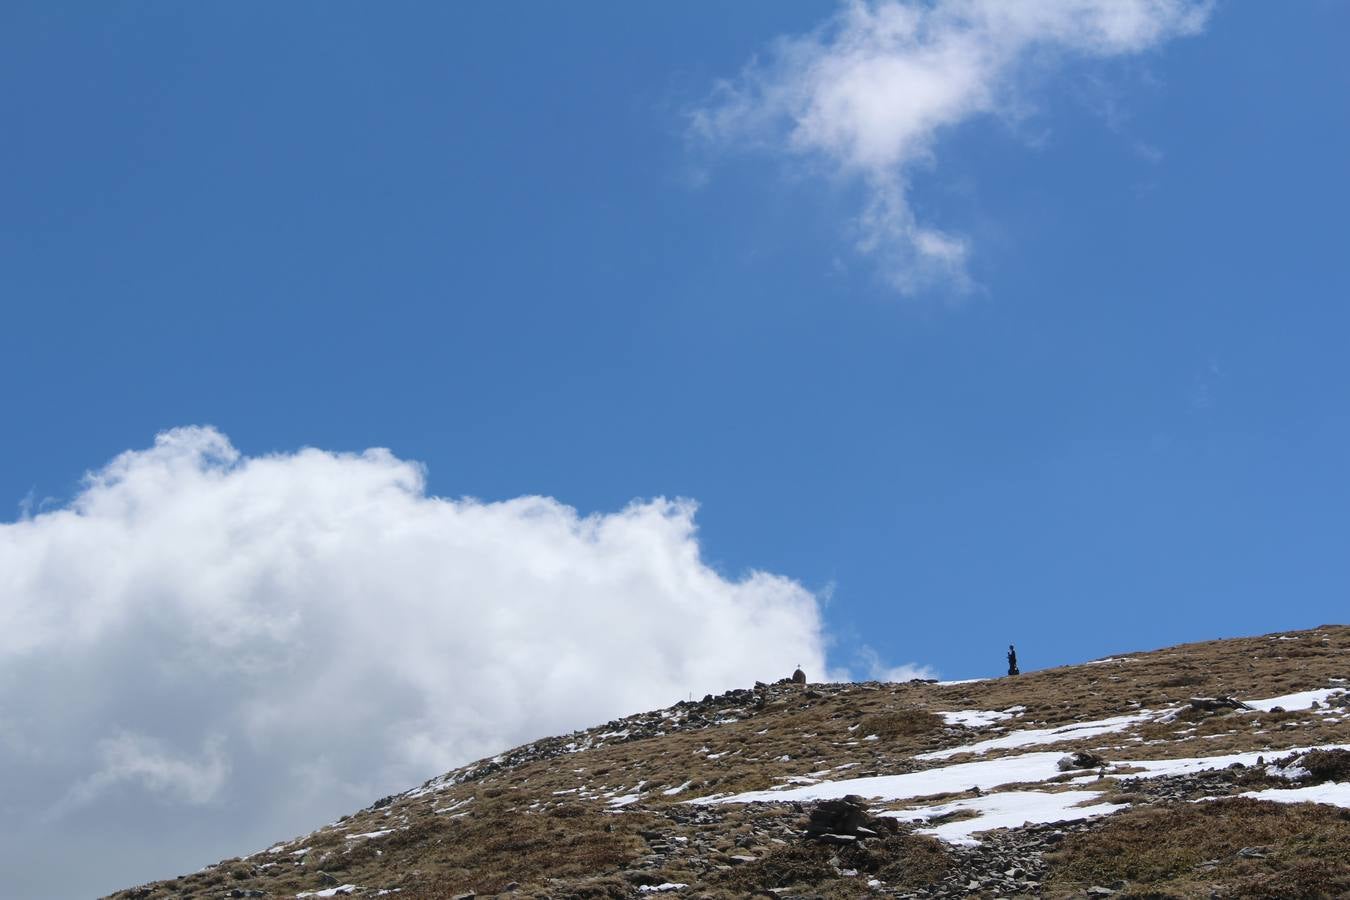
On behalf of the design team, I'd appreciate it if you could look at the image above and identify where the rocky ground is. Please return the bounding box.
[108,625,1350,899]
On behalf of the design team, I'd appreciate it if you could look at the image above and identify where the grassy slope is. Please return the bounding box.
[109,625,1350,899]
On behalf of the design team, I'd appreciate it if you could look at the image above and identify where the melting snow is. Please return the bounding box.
[941,708,1021,728]
[890,790,1128,845]
[1114,745,1350,779]
[1238,782,1350,808]
[296,887,359,899]
[917,712,1154,761]
[701,752,1072,805]
[1245,688,1347,712]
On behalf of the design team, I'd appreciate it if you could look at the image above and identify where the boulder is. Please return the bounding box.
[803,795,897,842]
[1057,751,1107,771]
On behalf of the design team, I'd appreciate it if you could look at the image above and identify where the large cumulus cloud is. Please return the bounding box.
[0,427,828,896]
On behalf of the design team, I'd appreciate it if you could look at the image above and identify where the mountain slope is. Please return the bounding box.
[110,626,1350,899]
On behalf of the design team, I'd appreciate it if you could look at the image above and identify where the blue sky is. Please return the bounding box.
[6,1,1346,673]
[1,3,1349,893]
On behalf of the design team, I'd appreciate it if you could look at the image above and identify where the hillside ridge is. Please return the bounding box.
[111,625,1350,899]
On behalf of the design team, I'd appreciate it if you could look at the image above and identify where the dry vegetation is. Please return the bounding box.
[109,625,1350,899]
[1043,798,1350,898]
[710,832,952,897]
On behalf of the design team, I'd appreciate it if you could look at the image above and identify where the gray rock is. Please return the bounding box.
[1057,750,1107,771]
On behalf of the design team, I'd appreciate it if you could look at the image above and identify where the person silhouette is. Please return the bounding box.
[1007,644,1020,677]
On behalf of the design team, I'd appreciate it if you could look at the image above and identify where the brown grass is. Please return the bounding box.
[1043,797,1350,899]
[858,708,945,741]
[1297,748,1350,783]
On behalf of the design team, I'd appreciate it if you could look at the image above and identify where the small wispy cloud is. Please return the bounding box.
[49,733,230,820]
[692,0,1212,293]
[855,645,937,683]
[1189,357,1222,410]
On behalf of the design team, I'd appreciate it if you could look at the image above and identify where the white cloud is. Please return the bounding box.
[0,427,829,896]
[692,0,1211,292]
[855,645,936,683]
[53,732,231,816]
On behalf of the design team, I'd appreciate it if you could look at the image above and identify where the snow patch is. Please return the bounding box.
[700,752,1072,805]
[892,790,1128,845]
[917,712,1153,760]
[1244,688,1346,713]
[1238,782,1350,809]
[345,829,393,840]
[940,708,1021,728]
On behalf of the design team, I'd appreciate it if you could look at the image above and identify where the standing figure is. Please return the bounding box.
[1007,644,1020,677]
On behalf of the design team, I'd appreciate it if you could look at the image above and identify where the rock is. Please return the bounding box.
[816,833,857,845]
[317,872,339,887]
[804,795,885,841]
[1086,887,1118,897]
[1057,751,1107,771]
